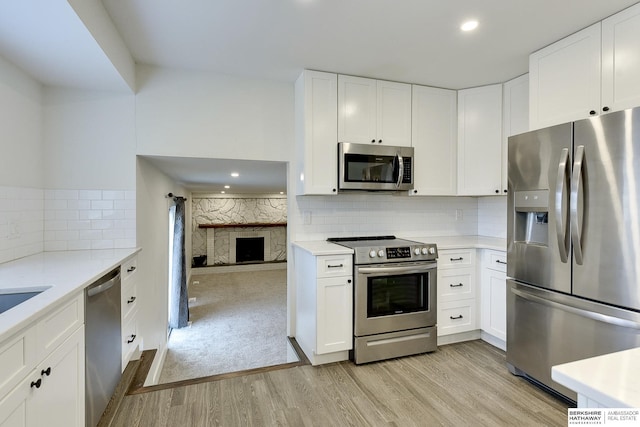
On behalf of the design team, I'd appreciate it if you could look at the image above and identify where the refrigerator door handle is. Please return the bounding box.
[511,286,640,330]
[571,145,585,265]
[555,148,570,263]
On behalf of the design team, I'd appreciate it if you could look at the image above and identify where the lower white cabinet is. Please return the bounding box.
[437,249,478,338]
[294,245,353,365]
[121,255,140,369]
[0,295,85,427]
[480,250,507,349]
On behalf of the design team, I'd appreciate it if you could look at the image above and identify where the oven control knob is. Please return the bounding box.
[414,248,421,255]
[428,247,436,255]
[421,247,429,255]
[369,250,377,258]
[377,250,385,258]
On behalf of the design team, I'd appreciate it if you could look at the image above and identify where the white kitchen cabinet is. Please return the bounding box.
[294,246,353,365]
[294,70,339,195]
[502,74,529,192]
[529,23,601,130]
[121,255,140,369]
[338,75,411,147]
[601,3,640,113]
[437,249,478,338]
[409,85,457,196]
[457,84,503,195]
[0,295,85,427]
[480,250,507,350]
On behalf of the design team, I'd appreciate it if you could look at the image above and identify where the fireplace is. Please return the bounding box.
[235,237,265,263]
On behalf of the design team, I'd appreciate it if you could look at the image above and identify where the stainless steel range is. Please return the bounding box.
[327,236,438,364]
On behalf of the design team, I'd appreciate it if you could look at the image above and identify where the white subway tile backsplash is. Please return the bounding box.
[102,190,125,200]
[91,200,113,210]
[79,190,102,200]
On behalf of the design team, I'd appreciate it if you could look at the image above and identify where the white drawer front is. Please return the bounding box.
[122,311,139,370]
[317,255,352,278]
[438,300,477,336]
[121,280,138,319]
[0,327,36,398]
[438,250,475,269]
[438,268,475,302]
[36,293,84,360]
[487,250,507,273]
[122,256,138,283]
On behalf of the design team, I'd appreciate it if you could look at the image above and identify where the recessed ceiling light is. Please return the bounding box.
[221,191,225,194]
[224,185,230,189]
[461,20,478,32]
[280,192,284,195]
[231,172,239,177]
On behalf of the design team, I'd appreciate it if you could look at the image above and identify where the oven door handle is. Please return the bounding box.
[358,264,436,275]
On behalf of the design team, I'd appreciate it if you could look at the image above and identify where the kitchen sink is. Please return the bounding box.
[0,287,51,314]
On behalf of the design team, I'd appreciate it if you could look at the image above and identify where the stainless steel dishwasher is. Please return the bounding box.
[85,267,122,427]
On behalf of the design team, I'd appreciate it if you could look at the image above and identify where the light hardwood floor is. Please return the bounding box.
[110,340,570,426]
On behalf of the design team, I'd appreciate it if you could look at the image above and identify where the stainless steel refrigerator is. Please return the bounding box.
[507,107,640,402]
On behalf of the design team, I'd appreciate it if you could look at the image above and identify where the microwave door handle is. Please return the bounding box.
[395,153,403,188]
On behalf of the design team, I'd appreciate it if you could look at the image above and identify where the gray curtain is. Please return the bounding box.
[169,197,189,328]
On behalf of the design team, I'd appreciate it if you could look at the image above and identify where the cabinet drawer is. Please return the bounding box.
[121,280,138,319]
[122,311,138,370]
[36,293,84,360]
[317,255,352,278]
[122,256,138,283]
[0,327,36,398]
[438,249,475,269]
[438,268,475,302]
[438,300,477,336]
[486,250,507,273]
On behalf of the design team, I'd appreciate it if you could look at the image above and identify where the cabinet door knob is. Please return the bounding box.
[378,139,382,144]
[127,334,137,344]
[603,106,610,112]
[41,367,51,377]
[127,266,136,273]
[30,379,42,389]
[127,296,137,304]
[589,110,597,116]
[495,189,499,194]
[371,139,376,143]
[332,188,337,193]
[503,189,507,193]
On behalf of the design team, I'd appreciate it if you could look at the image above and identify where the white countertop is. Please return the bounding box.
[552,347,640,408]
[293,235,506,256]
[0,248,140,343]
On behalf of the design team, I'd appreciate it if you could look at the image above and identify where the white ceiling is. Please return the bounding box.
[142,156,287,194]
[2,0,639,193]
[100,0,639,89]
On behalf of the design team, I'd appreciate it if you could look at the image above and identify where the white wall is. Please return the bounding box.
[135,65,293,162]
[43,87,136,190]
[136,156,190,384]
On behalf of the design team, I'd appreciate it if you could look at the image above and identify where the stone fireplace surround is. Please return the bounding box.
[202,225,286,265]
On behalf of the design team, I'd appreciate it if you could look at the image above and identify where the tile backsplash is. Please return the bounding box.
[294,194,480,241]
[0,186,44,264]
[44,189,136,251]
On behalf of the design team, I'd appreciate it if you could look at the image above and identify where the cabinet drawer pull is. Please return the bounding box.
[127,266,136,273]
[127,296,137,304]
[127,334,137,344]
[41,367,51,377]
[450,283,464,288]
[496,260,507,265]
[30,379,42,389]
[450,315,464,320]
[450,257,464,261]
[327,264,344,268]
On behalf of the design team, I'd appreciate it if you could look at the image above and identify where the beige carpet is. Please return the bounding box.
[158,268,296,384]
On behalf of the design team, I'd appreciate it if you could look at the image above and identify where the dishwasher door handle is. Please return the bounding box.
[87,274,121,298]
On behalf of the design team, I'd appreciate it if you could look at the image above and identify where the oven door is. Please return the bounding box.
[354,261,437,337]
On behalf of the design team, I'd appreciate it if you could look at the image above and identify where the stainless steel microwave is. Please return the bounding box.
[338,142,414,191]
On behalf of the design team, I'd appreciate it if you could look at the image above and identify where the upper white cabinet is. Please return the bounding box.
[502,74,529,192]
[601,3,640,113]
[457,84,503,196]
[410,85,457,196]
[295,70,339,195]
[338,75,411,147]
[530,3,640,130]
[529,23,601,130]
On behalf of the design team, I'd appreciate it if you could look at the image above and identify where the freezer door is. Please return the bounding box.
[506,280,640,401]
[572,108,640,311]
[507,123,572,293]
